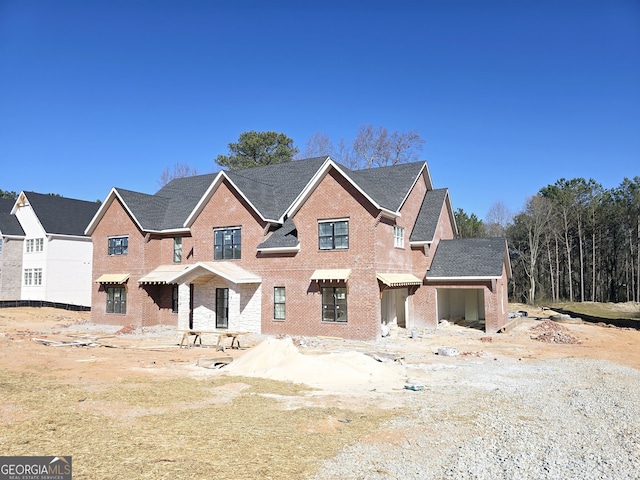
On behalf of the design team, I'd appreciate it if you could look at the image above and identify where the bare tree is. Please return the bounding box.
[303,125,424,170]
[485,200,513,237]
[510,195,553,304]
[300,132,334,159]
[158,163,199,187]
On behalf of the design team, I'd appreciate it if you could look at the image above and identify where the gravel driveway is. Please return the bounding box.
[313,357,640,479]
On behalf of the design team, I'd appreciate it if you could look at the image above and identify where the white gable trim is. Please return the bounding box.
[283,157,398,222]
[396,163,434,213]
[85,188,144,235]
[184,171,277,228]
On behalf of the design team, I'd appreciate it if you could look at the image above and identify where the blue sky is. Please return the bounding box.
[1,1,638,219]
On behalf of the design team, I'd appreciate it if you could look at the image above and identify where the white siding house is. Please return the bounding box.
[4,192,100,307]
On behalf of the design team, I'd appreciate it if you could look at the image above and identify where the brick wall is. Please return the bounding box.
[90,165,507,340]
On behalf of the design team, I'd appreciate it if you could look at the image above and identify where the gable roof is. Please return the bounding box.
[0,198,24,237]
[257,216,299,252]
[14,192,100,237]
[346,161,432,212]
[409,188,452,243]
[88,156,434,235]
[426,238,511,279]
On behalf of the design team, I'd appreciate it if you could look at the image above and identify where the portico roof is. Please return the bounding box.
[166,262,261,285]
[138,264,189,284]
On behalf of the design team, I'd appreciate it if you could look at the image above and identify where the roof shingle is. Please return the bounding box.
[426,238,507,278]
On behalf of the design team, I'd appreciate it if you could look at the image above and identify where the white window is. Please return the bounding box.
[24,268,43,286]
[35,238,44,252]
[26,239,34,253]
[393,226,404,248]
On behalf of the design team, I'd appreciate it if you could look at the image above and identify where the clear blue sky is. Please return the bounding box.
[1,0,638,219]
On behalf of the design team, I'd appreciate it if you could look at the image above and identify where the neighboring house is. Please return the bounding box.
[0,192,100,307]
[86,156,511,340]
[0,198,25,300]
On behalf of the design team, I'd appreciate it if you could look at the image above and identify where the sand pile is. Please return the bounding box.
[221,337,404,391]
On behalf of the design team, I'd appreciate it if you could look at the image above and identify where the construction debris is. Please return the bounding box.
[33,338,99,347]
[530,320,582,344]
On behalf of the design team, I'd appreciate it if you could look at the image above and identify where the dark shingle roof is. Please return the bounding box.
[426,238,507,278]
[116,174,217,231]
[0,198,24,236]
[346,161,427,211]
[25,192,100,236]
[409,189,448,242]
[257,217,299,250]
[112,157,431,232]
[226,156,328,220]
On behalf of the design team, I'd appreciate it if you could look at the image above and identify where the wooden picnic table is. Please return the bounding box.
[178,330,246,351]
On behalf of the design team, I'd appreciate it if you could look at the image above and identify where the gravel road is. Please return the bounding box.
[313,357,640,479]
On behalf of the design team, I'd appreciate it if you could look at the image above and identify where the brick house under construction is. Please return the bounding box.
[85,156,511,340]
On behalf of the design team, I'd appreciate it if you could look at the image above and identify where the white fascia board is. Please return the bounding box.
[184,171,275,228]
[282,157,397,222]
[2,234,25,240]
[85,188,145,235]
[143,228,191,235]
[47,233,92,242]
[396,162,429,212]
[409,240,433,246]
[183,172,224,227]
[256,245,300,254]
[422,162,434,190]
[9,192,24,215]
[444,190,459,237]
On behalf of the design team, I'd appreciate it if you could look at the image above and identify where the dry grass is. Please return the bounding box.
[553,301,640,320]
[0,369,399,479]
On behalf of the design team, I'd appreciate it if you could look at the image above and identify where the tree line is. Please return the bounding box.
[457,177,640,305]
[158,126,425,185]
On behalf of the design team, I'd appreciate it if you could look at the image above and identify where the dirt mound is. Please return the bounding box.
[530,320,582,344]
[221,337,404,391]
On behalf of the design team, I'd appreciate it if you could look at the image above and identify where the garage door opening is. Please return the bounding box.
[436,288,485,330]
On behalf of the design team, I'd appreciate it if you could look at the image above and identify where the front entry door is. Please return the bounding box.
[216,288,229,329]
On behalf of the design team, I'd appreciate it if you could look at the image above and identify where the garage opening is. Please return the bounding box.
[436,288,485,330]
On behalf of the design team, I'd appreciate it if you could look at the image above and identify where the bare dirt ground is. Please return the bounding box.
[1,304,639,479]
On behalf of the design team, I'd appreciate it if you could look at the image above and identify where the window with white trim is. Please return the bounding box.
[25,239,34,253]
[393,226,404,248]
[23,268,42,286]
[35,238,44,252]
[318,220,349,250]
